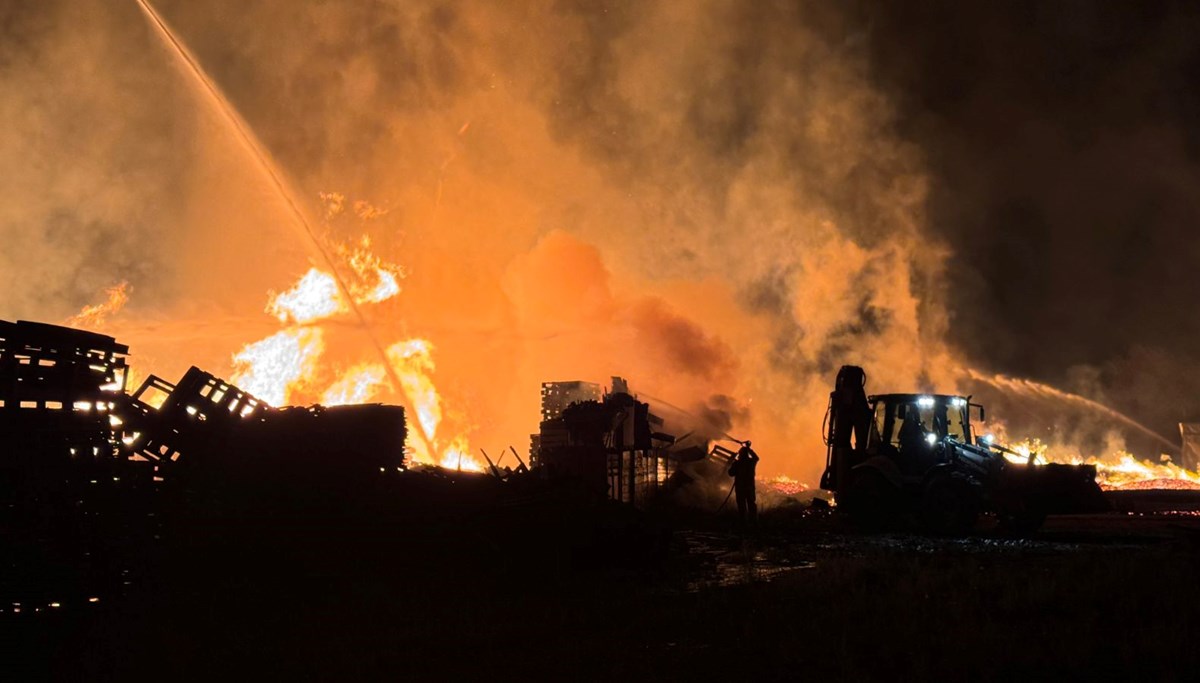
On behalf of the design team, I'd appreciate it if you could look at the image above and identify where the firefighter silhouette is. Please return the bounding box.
[728,440,759,527]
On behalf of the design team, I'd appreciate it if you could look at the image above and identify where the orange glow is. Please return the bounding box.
[765,475,809,496]
[999,437,1200,490]
[22,0,1093,488]
[320,363,387,406]
[64,282,130,331]
[230,327,325,406]
[268,269,345,324]
[341,236,402,304]
[228,236,481,472]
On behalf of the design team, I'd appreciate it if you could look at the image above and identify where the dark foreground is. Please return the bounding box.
[8,505,1200,682]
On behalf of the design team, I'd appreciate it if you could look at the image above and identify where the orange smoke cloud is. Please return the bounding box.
[6,2,969,484]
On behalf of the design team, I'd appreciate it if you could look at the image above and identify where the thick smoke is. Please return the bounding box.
[859,2,1200,446]
[2,0,997,480]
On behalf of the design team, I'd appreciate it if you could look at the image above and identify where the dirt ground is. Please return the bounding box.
[8,505,1200,681]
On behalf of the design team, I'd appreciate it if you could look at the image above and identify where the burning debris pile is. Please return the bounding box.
[0,318,691,607]
[223,232,479,474]
[0,319,408,528]
[120,366,407,502]
[0,320,142,511]
[998,439,1200,492]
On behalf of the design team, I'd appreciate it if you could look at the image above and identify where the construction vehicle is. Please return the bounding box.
[821,365,1109,534]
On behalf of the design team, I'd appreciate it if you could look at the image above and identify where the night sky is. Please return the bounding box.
[860,1,1200,436]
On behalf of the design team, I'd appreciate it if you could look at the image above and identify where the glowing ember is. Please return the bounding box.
[1092,453,1200,490]
[999,437,1200,491]
[766,475,809,496]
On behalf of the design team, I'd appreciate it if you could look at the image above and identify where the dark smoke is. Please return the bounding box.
[692,393,751,443]
[857,1,1200,442]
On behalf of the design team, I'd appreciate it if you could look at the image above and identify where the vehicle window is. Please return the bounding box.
[871,402,888,447]
[889,399,968,443]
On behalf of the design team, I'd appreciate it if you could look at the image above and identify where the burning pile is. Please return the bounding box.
[765,475,809,497]
[1001,438,1200,491]
[228,234,478,471]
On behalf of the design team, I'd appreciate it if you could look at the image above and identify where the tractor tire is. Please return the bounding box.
[998,507,1047,536]
[840,467,901,530]
[919,473,980,536]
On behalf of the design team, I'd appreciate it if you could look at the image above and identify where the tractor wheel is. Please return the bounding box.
[840,467,900,530]
[998,507,1047,536]
[920,474,980,536]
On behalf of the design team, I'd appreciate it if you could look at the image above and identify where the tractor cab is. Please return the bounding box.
[865,394,981,474]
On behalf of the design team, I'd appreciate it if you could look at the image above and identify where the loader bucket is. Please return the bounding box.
[994,462,1111,514]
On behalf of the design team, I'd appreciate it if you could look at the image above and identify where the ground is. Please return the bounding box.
[8,506,1200,681]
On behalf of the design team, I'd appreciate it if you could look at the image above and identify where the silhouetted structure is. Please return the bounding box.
[0,319,409,532]
[530,380,602,466]
[2,319,675,611]
[540,380,603,422]
[119,366,407,510]
[0,321,152,526]
[534,377,674,507]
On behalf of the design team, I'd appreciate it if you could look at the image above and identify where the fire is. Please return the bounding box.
[64,281,130,330]
[765,475,809,496]
[268,269,345,324]
[229,233,480,472]
[320,363,387,406]
[1091,454,1200,490]
[1000,437,1200,490]
[230,327,324,407]
[386,340,440,440]
[341,236,402,304]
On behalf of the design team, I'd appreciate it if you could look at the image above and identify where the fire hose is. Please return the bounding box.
[715,479,736,513]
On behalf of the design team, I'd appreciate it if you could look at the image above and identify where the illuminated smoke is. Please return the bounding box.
[0,1,1012,482]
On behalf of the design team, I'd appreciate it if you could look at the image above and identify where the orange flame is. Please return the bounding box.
[267,269,345,324]
[320,363,387,406]
[229,233,480,472]
[64,281,130,331]
[998,436,1200,490]
[765,475,809,496]
[230,327,325,406]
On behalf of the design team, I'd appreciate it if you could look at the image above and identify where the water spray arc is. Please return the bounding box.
[133,0,436,456]
[966,368,1178,453]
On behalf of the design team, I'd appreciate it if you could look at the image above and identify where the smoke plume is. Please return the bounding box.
[22,1,1190,481]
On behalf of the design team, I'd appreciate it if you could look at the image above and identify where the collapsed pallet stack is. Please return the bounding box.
[0,319,129,460]
[0,320,148,522]
[0,319,409,522]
